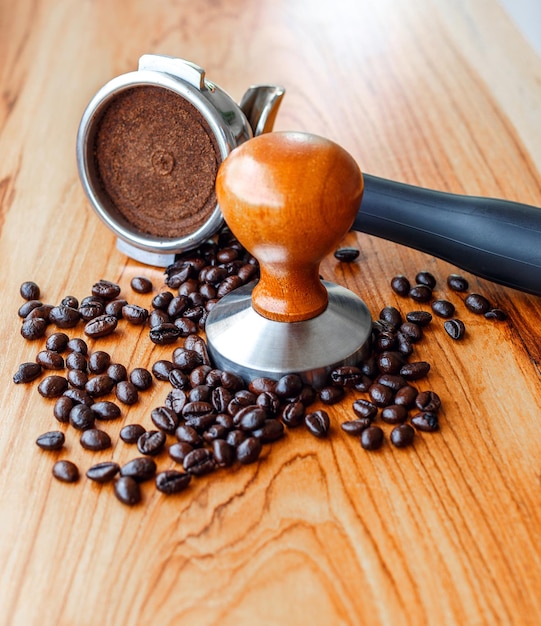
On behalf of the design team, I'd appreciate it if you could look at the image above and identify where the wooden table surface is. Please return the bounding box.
[1,1,541,624]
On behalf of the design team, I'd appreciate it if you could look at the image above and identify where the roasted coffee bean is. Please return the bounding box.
[80,428,112,451]
[204,266,229,284]
[105,299,128,318]
[184,334,211,366]
[114,476,141,505]
[167,295,189,319]
[178,278,199,296]
[81,295,105,308]
[189,365,213,387]
[20,281,40,300]
[256,391,280,417]
[149,323,180,345]
[319,386,345,405]
[360,425,384,451]
[152,291,174,310]
[53,396,74,423]
[188,384,211,403]
[156,470,192,494]
[305,410,330,438]
[165,388,188,415]
[330,366,364,388]
[88,351,111,374]
[411,411,440,432]
[485,308,508,321]
[415,271,436,289]
[236,436,263,464]
[381,404,408,424]
[226,429,248,448]
[49,305,81,328]
[174,317,199,337]
[353,374,373,393]
[131,276,153,293]
[120,457,157,482]
[65,351,87,372]
[183,447,216,475]
[399,322,423,343]
[252,418,285,442]
[215,413,235,430]
[444,318,466,340]
[228,390,258,415]
[13,362,42,384]
[18,299,43,318]
[86,461,120,483]
[38,375,68,398]
[122,304,149,325]
[394,385,418,408]
[217,275,243,298]
[235,405,267,431]
[447,273,469,292]
[409,284,433,303]
[396,332,414,357]
[91,400,121,420]
[84,314,118,338]
[119,423,146,444]
[52,460,79,483]
[379,306,402,329]
[137,430,166,456]
[390,275,411,297]
[341,418,372,436]
[21,317,48,340]
[69,404,95,430]
[352,399,378,420]
[116,380,139,405]
[237,263,258,283]
[91,279,121,300]
[149,309,171,328]
[85,374,116,397]
[217,246,240,263]
[464,293,491,315]
[169,441,194,464]
[36,430,65,450]
[334,247,360,262]
[431,299,455,318]
[400,361,430,381]
[405,310,433,327]
[61,295,79,309]
[212,386,233,413]
[390,423,415,447]
[130,367,153,389]
[374,331,396,351]
[26,304,54,321]
[67,369,88,389]
[296,385,317,406]
[415,391,441,412]
[63,388,94,406]
[377,373,406,391]
[377,351,404,374]
[220,371,245,392]
[203,424,229,442]
[171,347,203,372]
[79,301,105,321]
[212,439,235,467]
[151,406,179,434]
[275,373,303,398]
[281,401,305,427]
[66,338,88,354]
[46,332,70,352]
[175,424,203,447]
[107,363,127,383]
[182,400,214,419]
[368,383,394,407]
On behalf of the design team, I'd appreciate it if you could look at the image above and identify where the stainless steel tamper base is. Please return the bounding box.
[205,281,372,388]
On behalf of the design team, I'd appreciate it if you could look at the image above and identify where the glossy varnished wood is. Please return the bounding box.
[1,1,541,625]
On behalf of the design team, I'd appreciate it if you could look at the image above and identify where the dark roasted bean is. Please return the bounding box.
[84,314,118,338]
[114,476,141,505]
[444,318,466,340]
[409,284,432,303]
[85,374,116,397]
[149,323,180,345]
[330,366,364,388]
[217,275,243,298]
[352,398,378,420]
[67,369,88,389]
[183,447,216,475]
[52,460,79,483]
[122,304,149,325]
[69,404,95,430]
[334,247,360,262]
[399,322,423,342]
[415,391,441,412]
[394,385,418,408]
[79,301,105,321]
[149,309,171,328]
[189,365,213,387]
[152,291,174,310]
[119,423,146,444]
[165,388,188,415]
[46,332,70,352]
[212,439,235,467]
[13,362,42,384]
[353,374,373,393]
[400,361,430,381]
[237,263,258,283]
[21,317,48,340]
[226,429,248,448]
[377,373,406,391]
[188,384,211,403]
[174,317,199,337]
[105,299,128,318]
[390,423,415,447]
[66,338,88,354]
[381,404,408,424]
[36,430,65,450]
[80,428,112,451]
[38,375,68,398]
[86,461,120,483]
[167,295,189,319]
[178,278,199,296]
[341,418,372,436]
[377,352,404,374]
[281,401,305,427]
[18,299,43,318]
[116,381,139,405]
[305,410,330,438]
[156,470,191,494]
[130,367,154,389]
[167,369,189,391]
[172,347,203,372]
[235,405,267,431]
[368,383,394,407]
[91,400,121,420]
[26,304,54,321]
[375,332,397,351]
[252,419,285,442]
[379,306,402,328]
[228,390,258,415]
[360,425,384,451]
[431,299,455,318]
[221,371,245,392]
[212,386,233,413]
[464,293,491,315]
[151,406,179,434]
[203,424,229,442]
[236,436,262,464]
[175,424,203,447]
[485,308,508,321]
[319,385,345,405]
[53,396,74,423]
[88,351,111,374]
[447,273,469,292]
[415,271,436,289]
[92,279,121,300]
[256,391,280,417]
[184,334,211,366]
[390,275,411,297]
[137,430,166,456]
[20,281,40,300]
[63,388,94,406]
[406,310,433,327]
[131,276,153,293]
[396,332,414,357]
[169,441,194,464]
[275,373,303,398]
[411,411,440,432]
[120,457,157,482]
[49,305,81,328]
[65,351,87,371]
[107,363,127,383]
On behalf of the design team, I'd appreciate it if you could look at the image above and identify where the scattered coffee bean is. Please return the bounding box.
[85,374,116,397]
[236,436,263,464]
[69,404,95,430]
[88,351,111,374]
[38,375,68,398]
[118,424,145,445]
[444,318,466,340]
[107,363,127,383]
[212,439,235,467]
[411,412,440,432]
[334,247,360,262]
[137,430,166,456]
[341,418,371,436]
[319,385,345,405]
[18,299,43,318]
[183,447,216,475]
[485,308,508,321]
[464,293,491,315]
[52,460,79,483]
[352,399,378,420]
[381,405,408,424]
[390,275,410,297]
[400,361,430,381]
[305,410,330,438]
[394,385,418,408]
[120,457,157,482]
[92,279,121,300]
[80,428,112,451]
[131,276,153,293]
[36,430,65,450]
[116,380,139,405]
[405,310,432,327]
[66,338,88,354]
[169,441,194,464]
[122,304,149,325]
[368,383,395,407]
[53,396,74,423]
[149,323,181,345]
[155,470,192,494]
[431,299,455,318]
[447,273,469,292]
[415,391,441,412]
[20,281,40,300]
[114,476,141,505]
[91,400,121,420]
[415,271,436,289]
[151,406,179,434]
[281,401,305,427]
[390,423,415,448]
[409,284,433,303]
[13,362,42,384]
[35,350,64,370]
[130,367,153,390]
[360,425,384,450]
[21,317,48,340]
[45,332,70,352]
[84,314,118,338]
[86,461,120,483]
[61,295,79,309]
[65,351,87,371]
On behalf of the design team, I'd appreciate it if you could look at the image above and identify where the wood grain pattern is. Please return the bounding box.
[1,1,541,625]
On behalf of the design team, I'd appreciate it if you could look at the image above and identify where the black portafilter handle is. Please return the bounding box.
[353,174,541,296]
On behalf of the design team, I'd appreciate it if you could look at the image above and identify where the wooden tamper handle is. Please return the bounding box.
[216,131,364,322]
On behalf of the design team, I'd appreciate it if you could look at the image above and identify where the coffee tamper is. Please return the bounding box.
[205,131,373,387]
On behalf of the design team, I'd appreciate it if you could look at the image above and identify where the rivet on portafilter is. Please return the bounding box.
[205,131,373,388]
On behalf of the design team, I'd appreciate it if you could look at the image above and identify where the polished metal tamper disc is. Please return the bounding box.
[205,131,373,387]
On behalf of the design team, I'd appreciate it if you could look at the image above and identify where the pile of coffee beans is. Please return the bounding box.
[13,234,508,506]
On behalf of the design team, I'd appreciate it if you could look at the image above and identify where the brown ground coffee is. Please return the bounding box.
[93,86,222,238]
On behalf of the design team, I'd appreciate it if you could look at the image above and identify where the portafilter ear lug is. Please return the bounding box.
[239,85,285,136]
